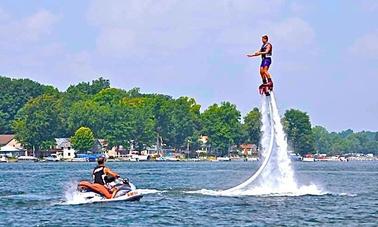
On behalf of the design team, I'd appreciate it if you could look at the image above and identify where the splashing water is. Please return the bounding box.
[222,96,274,193]
[61,181,163,205]
[189,92,324,197]
[62,180,90,205]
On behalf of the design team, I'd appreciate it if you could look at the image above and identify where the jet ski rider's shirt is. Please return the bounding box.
[92,165,119,185]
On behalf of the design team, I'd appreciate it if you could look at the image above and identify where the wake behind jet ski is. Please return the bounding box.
[77,177,143,202]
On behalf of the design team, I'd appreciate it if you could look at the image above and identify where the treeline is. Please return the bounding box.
[1,76,261,156]
[313,127,378,155]
[0,76,57,133]
[0,76,377,156]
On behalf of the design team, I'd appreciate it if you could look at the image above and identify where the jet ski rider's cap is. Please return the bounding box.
[262,35,268,40]
[97,156,106,164]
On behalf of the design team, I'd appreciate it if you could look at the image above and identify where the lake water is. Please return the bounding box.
[0,161,377,226]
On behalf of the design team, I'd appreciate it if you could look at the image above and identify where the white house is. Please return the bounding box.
[55,138,76,160]
[0,134,25,157]
[62,148,75,160]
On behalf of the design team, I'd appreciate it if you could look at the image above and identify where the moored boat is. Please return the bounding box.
[217,157,231,162]
[17,156,38,162]
[0,155,8,163]
[45,154,61,162]
[302,154,315,162]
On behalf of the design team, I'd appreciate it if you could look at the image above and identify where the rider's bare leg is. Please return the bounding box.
[263,66,273,90]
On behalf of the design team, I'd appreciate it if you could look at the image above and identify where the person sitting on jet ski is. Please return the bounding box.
[93,156,120,198]
[247,34,273,94]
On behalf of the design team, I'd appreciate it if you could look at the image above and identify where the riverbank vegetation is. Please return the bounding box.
[1,76,377,156]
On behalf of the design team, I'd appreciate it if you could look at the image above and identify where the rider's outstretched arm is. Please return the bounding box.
[104,167,120,178]
[247,52,259,57]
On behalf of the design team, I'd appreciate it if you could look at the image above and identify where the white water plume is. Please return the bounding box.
[222,96,274,193]
[244,92,321,195]
[190,92,324,197]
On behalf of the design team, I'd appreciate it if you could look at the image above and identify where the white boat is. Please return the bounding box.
[217,157,231,162]
[71,157,88,162]
[120,154,150,162]
[302,157,315,162]
[289,153,302,161]
[126,154,139,162]
[0,155,8,163]
[136,155,149,161]
[155,157,166,161]
[187,158,200,162]
[302,154,315,162]
[128,157,139,162]
[17,156,38,162]
[316,156,348,162]
[165,156,180,161]
[45,154,61,162]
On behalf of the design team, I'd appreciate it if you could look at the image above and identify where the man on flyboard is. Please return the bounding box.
[247,35,273,96]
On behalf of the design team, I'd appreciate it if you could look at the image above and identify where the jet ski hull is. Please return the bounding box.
[76,190,143,203]
[77,180,143,203]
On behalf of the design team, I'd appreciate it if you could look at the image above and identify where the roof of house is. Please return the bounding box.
[0,145,24,152]
[240,144,256,149]
[97,139,108,147]
[55,138,106,149]
[0,135,15,145]
[55,138,72,148]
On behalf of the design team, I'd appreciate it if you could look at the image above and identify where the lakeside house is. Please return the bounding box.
[195,135,209,159]
[0,134,25,157]
[92,139,108,153]
[54,138,76,160]
[107,145,129,158]
[240,144,258,157]
[53,138,107,160]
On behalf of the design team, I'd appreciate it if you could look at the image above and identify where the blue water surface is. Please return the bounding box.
[0,161,377,226]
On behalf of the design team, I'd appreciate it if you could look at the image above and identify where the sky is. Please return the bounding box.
[0,0,377,132]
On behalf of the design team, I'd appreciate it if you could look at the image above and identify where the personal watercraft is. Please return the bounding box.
[77,178,143,202]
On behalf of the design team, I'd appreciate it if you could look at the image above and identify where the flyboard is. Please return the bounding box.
[224,92,275,193]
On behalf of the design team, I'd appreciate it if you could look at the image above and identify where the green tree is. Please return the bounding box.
[67,89,156,150]
[123,97,156,150]
[66,77,110,96]
[12,95,63,151]
[339,129,354,139]
[312,126,331,154]
[242,107,261,145]
[71,127,95,153]
[126,87,142,98]
[167,97,201,149]
[64,77,110,103]
[344,133,362,153]
[365,141,378,155]
[68,100,107,136]
[283,109,314,156]
[0,76,58,133]
[201,102,242,156]
[0,111,8,132]
[93,88,127,106]
[148,95,175,146]
[98,105,134,149]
